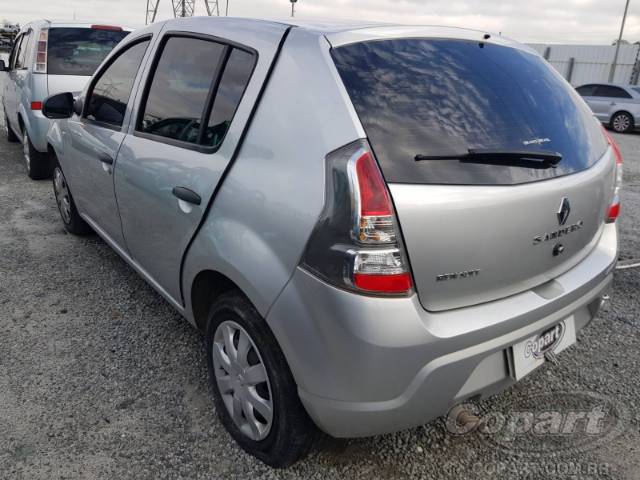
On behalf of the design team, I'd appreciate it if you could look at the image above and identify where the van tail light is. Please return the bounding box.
[301,140,413,296]
[30,102,42,110]
[603,128,623,223]
[34,28,48,74]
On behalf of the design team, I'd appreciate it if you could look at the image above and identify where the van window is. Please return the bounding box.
[8,34,23,69]
[332,39,608,185]
[85,40,150,127]
[14,32,30,69]
[139,37,226,145]
[47,27,129,76]
[19,31,32,68]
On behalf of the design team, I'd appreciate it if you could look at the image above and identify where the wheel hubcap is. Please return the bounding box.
[212,320,273,441]
[613,115,630,132]
[53,168,72,224]
[23,132,30,171]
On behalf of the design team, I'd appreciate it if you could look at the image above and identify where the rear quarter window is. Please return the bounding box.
[48,27,129,76]
[332,39,608,185]
[594,85,632,99]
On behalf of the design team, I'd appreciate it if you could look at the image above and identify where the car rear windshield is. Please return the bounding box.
[331,39,607,185]
[48,27,128,76]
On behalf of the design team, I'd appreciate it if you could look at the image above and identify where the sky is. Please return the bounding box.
[2,0,639,45]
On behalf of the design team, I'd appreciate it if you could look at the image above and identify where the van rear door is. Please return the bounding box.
[331,37,615,311]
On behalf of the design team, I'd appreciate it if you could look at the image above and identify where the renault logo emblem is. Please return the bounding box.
[557,197,571,226]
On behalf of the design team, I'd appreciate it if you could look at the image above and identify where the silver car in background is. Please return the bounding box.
[0,20,130,178]
[576,82,640,133]
[42,18,621,467]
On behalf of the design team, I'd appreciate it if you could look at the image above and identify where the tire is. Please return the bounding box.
[205,292,318,468]
[4,114,19,143]
[52,159,92,235]
[610,112,634,133]
[22,130,52,179]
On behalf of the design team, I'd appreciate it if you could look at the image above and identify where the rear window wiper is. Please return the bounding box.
[415,149,562,168]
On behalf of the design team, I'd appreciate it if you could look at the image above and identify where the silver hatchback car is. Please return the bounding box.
[576,83,640,133]
[42,18,621,467]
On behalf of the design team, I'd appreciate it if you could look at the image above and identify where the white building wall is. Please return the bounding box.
[527,43,640,86]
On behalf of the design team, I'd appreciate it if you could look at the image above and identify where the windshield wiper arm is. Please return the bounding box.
[415,149,562,168]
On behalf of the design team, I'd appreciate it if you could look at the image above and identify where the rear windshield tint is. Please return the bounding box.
[48,27,128,76]
[332,39,607,185]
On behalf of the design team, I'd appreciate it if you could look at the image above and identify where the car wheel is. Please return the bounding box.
[52,160,91,235]
[4,114,19,143]
[22,130,51,179]
[205,292,319,468]
[610,112,634,133]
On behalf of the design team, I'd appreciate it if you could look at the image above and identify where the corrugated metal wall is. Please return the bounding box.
[527,43,640,86]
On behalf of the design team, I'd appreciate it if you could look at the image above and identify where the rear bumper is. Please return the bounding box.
[265,224,617,438]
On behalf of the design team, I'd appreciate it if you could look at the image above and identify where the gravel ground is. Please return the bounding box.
[0,104,639,479]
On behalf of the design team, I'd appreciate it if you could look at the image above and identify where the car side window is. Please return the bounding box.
[85,39,150,128]
[594,85,632,99]
[202,48,255,148]
[576,85,596,97]
[137,35,256,150]
[138,36,226,145]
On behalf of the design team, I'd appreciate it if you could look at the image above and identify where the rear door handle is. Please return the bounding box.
[98,153,114,165]
[172,186,201,206]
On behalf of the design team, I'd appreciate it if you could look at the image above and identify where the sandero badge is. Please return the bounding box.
[532,197,583,245]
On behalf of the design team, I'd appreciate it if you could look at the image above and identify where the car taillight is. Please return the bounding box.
[301,140,413,295]
[603,128,623,223]
[34,28,48,73]
[30,101,42,110]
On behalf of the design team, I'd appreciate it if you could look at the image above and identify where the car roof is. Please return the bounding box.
[146,16,531,53]
[577,82,640,92]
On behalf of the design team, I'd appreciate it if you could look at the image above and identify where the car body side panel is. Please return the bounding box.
[181,29,365,322]
[114,19,290,307]
[21,74,50,151]
[608,98,640,125]
[5,64,25,135]
[57,29,161,251]
[583,95,614,121]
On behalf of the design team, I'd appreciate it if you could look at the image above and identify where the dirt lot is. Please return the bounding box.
[0,105,639,478]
